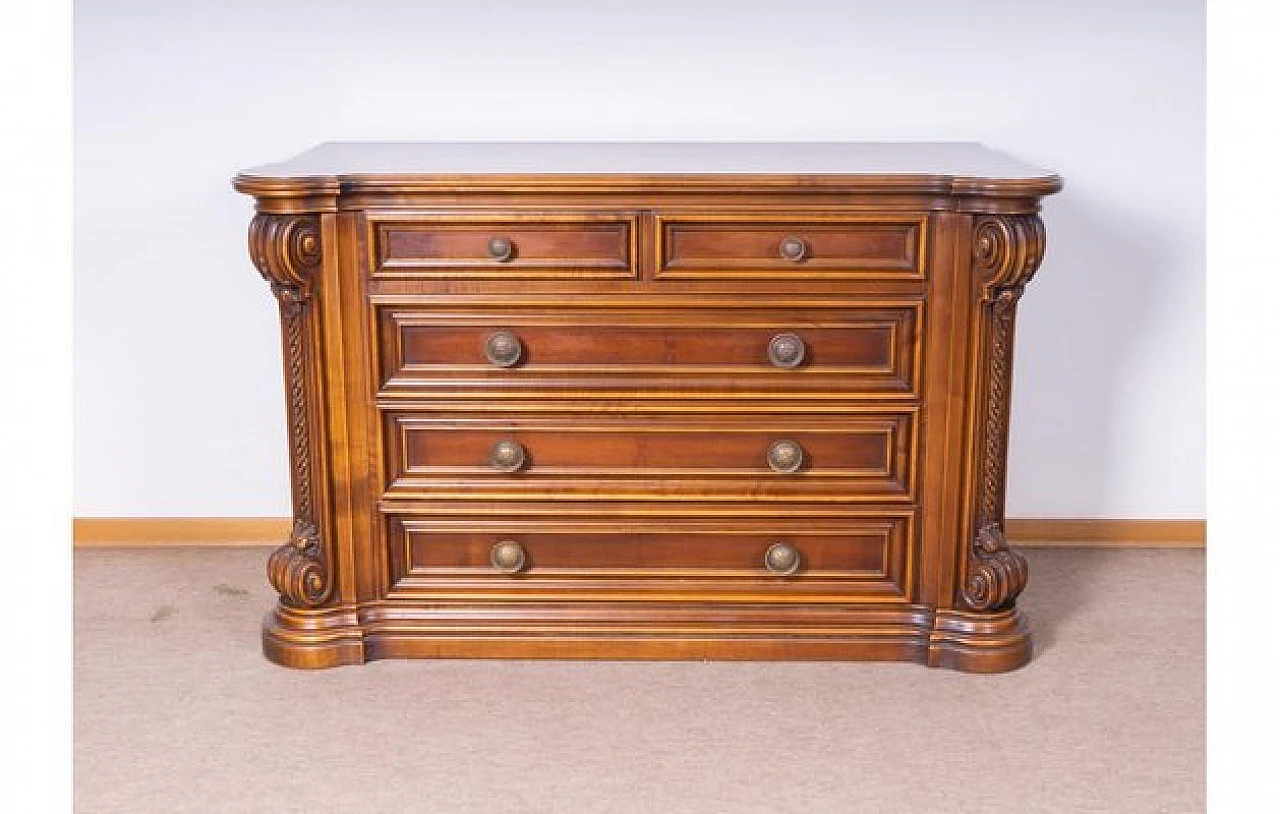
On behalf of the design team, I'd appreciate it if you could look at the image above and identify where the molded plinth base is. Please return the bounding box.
[262,601,1032,673]
[262,605,365,669]
[926,606,1032,673]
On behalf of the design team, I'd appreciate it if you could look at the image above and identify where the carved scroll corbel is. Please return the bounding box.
[248,214,332,608]
[962,215,1044,611]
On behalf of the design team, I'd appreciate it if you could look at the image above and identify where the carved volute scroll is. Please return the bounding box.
[248,214,331,609]
[962,215,1045,612]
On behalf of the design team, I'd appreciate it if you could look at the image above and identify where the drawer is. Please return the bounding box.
[376,302,921,398]
[384,512,913,601]
[368,211,637,279]
[381,412,917,502]
[655,213,927,280]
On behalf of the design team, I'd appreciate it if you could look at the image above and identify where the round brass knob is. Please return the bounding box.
[484,331,523,367]
[488,439,526,472]
[487,236,514,262]
[767,333,806,368]
[490,540,527,574]
[779,237,807,262]
[764,542,801,576]
[766,440,805,473]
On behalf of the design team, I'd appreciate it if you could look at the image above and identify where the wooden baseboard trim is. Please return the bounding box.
[73,518,291,546]
[72,517,1206,548]
[1004,518,1204,546]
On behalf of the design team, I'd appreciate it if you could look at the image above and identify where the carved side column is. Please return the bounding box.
[961,215,1045,612]
[248,214,332,609]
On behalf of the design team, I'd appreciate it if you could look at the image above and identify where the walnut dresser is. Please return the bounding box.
[233,142,1061,673]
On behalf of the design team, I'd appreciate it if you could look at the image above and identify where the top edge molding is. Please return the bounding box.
[233,142,1062,213]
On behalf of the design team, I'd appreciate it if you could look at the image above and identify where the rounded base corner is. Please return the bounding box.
[261,603,366,670]
[926,606,1032,673]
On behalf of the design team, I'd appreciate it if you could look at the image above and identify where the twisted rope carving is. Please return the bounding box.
[279,288,314,524]
[978,290,1018,527]
[962,215,1044,612]
[249,214,330,608]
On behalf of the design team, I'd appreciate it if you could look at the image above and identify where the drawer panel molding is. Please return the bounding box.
[377,303,922,398]
[656,213,927,280]
[382,412,918,502]
[368,211,638,279]
[385,513,914,602]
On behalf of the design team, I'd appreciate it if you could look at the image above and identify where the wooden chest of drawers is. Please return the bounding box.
[234,142,1060,672]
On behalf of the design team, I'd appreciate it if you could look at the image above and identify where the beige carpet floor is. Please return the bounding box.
[74,547,1203,813]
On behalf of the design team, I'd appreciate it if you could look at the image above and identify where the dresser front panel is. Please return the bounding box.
[375,301,922,399]
[383,511,914,602]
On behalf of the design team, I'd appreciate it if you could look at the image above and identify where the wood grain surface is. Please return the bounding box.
[229,142,1067,671]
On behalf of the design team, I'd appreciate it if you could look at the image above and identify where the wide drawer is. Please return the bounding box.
[384,511,913,601]
[367,211,637,279]
[655,213,927,280]
[376,301,921,398]
[381,411,917,502]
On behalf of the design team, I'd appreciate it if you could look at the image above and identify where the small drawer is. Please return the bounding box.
[376,302,921,398]
[381,412,917,502]
[384,512,913,601]
[368,211,637,279]
[655,213,927,280]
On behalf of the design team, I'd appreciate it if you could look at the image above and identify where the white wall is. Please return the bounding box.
[74,0,1205,519]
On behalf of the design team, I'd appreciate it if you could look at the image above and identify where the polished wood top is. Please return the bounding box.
[234,142,1062,208]
[240,141,1056,181]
